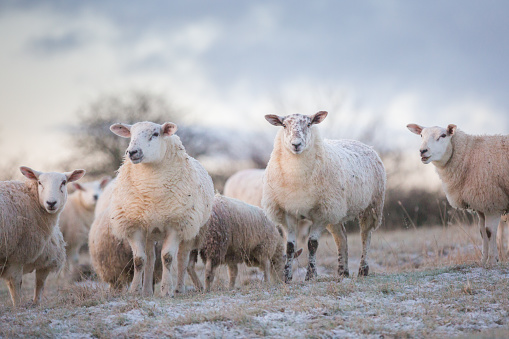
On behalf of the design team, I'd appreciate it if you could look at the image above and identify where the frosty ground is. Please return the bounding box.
[1,223,509,338]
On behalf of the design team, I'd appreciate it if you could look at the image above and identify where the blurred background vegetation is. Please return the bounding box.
[0,90,473,230]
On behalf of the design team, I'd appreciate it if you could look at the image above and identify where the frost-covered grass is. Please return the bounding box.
[1,223,509,338]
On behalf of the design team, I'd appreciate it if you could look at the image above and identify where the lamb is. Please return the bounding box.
[59,176,111,279]
[407,123,509,265]
[88,179,162,291]
[109,121,214,296]
[262,111,386,282]
[0,166,85,306]
[184,195,295,291]
[224,168,312,244]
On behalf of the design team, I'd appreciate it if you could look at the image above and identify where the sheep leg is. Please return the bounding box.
[262,258,271,284]
[5,265,23,307]
[485,213,500,265]
[186,249,203,292]
[160,232,180,296]
[228,263,238,289]
[204,259,217,292]
[142,241,156,297]
[478,212,489,266]
[33,268,50,305]
[327,223,349,277]
[127,230,147,295]
[284,214,298,283]
[358,227,372,276]
[497,217,506,261]
[305,226,323,281]
[175,240,192,294]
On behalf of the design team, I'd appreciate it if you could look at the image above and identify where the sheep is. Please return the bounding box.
[223,168,312,244]
[59,176,111,279]
[88,179,162,291]
[407,123,509,265]
[23,226,66,305]
[498,214,509,261]
[0,166,85,306]
[109,121,214,296]
[262,111,386,282]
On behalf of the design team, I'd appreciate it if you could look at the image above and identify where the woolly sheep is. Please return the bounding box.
[89,179,162,291]
[109,121,214,296]
[185,195,296,292]
[223,168,312,244]
[262,111,386,282]
[59,176,111,279]
[407,123,509,265]
[0,166,85,306]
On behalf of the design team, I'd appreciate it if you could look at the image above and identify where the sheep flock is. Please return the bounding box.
[0,113,507,308]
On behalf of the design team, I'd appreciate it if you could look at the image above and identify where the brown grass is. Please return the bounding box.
[1,222,508,338]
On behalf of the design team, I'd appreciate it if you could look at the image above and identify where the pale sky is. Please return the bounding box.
[1,1,508,172]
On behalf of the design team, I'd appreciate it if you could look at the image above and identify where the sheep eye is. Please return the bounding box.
[61,180,66,186]
[153,132,159,137]
[37,181,42,185]
[440,134,446,138]
[282,124,287,128]
[307,123,311,127]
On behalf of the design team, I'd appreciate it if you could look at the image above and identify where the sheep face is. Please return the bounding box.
[265,111,328,154]
[20,166,86,214]
[73,176,111,209]
[407,123,457,164]
[110,121,177,165]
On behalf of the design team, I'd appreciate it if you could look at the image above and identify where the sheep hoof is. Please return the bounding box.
[338,269,350,278]
[305,265,317,281]
[358,265,369,276]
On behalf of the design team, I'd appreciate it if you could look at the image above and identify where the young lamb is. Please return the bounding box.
[262,111,386,282]
[224,168,312,244]
[0,166,85,306]
[407,123,509,265]
[59,176,111,279]
[89,179,162,291]
[186,195,295,292]
[109,121,214,296]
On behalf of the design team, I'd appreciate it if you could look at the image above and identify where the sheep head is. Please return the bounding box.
[73,176,111,209]
[20,166,86,214]
[407,123,456,165]
[265,111,328,155]
[110,121,177,165]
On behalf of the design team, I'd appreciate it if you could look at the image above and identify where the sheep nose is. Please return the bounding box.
[129,150,138,157]
[93,194,99,201]
[292,142,302,149]
[47,201,57,208]
[420,149,428,155]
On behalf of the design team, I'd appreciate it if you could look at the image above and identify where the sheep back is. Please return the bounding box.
[435,131,509,213]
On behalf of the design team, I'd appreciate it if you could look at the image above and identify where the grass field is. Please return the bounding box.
[1,221,509,338]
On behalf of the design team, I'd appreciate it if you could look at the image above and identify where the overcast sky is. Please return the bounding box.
[1,1,508,170]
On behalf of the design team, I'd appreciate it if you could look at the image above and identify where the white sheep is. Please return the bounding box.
[407,123,509,265]
[59,176,111,279]
[262,111,386,282]
[223,168,312,244]
[109,121,214,296]
[0,166,85,306]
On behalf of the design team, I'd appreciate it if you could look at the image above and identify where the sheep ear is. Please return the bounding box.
[99,176,112,189]
[20,166,41,181]
[110,123,132,138]
[311,111,328,125]
[447,124,457,136]
[265,115,284,126]
[65,169,86,183]
[294,248,303,259]
[407,124,423,135]
[73,182,85,191]
[161,122,177,137]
